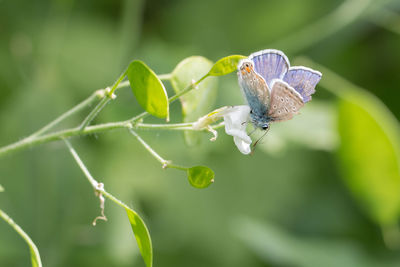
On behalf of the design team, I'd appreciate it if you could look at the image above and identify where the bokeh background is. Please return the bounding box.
[1,0,400,266]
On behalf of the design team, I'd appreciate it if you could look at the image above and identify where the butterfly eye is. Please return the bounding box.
[262,125,269,130]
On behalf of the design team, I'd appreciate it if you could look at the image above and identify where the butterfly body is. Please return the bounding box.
[237,49,321,130]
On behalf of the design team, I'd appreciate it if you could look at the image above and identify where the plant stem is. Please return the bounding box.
[0,74,212,157]
[168,74,208,103]
[129,129,188,170]
[135,122,194,130]
[0,121,130,157]
[128,129,168,166]
[29,89,103,137]
[64,140,137,216]
[80,70,127,131]
[0,209,42,267]
[0,119,224,157]
[158,73,172,80]
[79,96,111,131]
[65,140,98,188]
[127,74,209,124]
[116,80,130,90]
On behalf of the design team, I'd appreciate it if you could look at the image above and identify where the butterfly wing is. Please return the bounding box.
[238,67,270,116]
[249,49,290,89]
[268,79,304,122]
[283,66,322,102]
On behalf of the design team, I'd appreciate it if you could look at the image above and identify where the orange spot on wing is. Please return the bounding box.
[245,66,250,73]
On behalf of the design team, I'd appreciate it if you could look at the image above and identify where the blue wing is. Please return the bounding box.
[283,66,322,103]
[248,49,290,89]
[237,68,270,116]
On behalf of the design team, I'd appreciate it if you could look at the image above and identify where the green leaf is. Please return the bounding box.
[0,184,4,192]
[207,55,246,76]
[338,98,400,225]
[234,217,390,267]
[302,58,400,226]
[29,247,41,267]
[126,208,153,267]
[171,56,218,146]
[187,166,215,189]
[127,60,169,119]
[0,209,42,267]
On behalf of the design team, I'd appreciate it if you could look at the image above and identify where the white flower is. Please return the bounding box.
[193,105,252,154]
[222,105,251,154]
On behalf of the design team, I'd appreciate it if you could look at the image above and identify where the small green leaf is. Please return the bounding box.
[208,55,246,76]
[126,208,153,267]
[187,166,215,189]
[171,56,218,145]
[127,60,169,119]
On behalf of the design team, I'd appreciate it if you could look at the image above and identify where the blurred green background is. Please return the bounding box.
[1,0,400,266]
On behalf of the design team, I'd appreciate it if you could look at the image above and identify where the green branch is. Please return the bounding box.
[0,209,42,267]
[0,119,223,157]
[128,129,188,171]
[0,71,211,157]
[29,89,104,137]
[64,140,153,266]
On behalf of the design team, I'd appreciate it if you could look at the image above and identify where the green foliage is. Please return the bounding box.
[126,208,153,267]
[0,185,3,192]
[338,98,400,225]
[187,166,215,188]
[207,55,246,76]
[29,247,41,267]
[235,217,399,267]
[171,56,218,145]
[309,59,400,226]
[127,60,169,119]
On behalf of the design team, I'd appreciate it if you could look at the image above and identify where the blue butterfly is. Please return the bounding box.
[238,49,322,130]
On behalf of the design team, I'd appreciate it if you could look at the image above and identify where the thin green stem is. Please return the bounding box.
[135,122,194,130]
[167,164,187,171]
[80,70,127,131]
[0,209,42,267]
[158,73,172,80]
[369,8,400,35]
[0,119,224,157]
[29,89,103,137]
[127,74,209,124]
[65,140,98,188]
[128,129,189,171]
[0,121,131,157]
[79,96,111,131]
[270,0,373,54]
[116,80,130,90]
[128,129,168,166]
[168,74,208,103]
[0,73,212,157]
[64,139,136,215]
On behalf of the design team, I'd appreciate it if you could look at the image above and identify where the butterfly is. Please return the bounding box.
[237,49,322,131]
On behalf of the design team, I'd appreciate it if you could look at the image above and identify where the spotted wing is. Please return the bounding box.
[283,66,321,103]
[238,69,270,116]
[267,79,304,122]
[249,49,290,89]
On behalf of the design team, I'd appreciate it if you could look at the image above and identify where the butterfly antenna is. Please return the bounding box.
[251,126,270,154]
[248,128,258,136]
